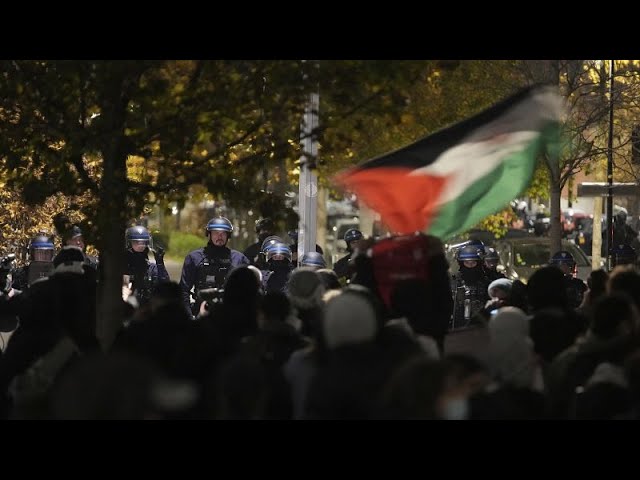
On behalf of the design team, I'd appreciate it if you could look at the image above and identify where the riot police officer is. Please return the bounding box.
[483,247,506,281]
[449,238,485,250]
[13,234,56,291]
[125,226,169,307]
[613,210,638,249]
[334,228,363,283]
[244,218,276,266]
[610,244,637,269]
[549,250,587,310]
[180,217,249,316]
[299,251,326,271]
[252,235,286,270]
[261,242,294,294]
[450,244,490,330]
[63,225,98,271]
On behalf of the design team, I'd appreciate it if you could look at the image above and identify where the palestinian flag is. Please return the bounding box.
[335,85,563,239]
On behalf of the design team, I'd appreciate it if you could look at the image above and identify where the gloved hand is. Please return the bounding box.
[154,246,165,264]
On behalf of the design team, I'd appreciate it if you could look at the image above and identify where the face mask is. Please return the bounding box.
[269,260,290,270]
[441,397,469,420]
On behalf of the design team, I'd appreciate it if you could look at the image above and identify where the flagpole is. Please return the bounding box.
[605,60,615,270]
[298,92,319,263]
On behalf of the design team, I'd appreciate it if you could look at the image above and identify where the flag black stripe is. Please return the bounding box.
[355,84,548,171]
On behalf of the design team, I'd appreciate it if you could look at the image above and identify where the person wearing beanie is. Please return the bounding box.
[322,290,378,350]
[304,290,385,419]
[487,307,538,389]
[488,278,513,300]
[316,269,341,291]
[473,278,514,325]
[287,268,326,312]
[468,306,547,420]
[286,268,325,337]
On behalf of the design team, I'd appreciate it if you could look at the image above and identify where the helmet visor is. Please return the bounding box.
[32,249,54,262]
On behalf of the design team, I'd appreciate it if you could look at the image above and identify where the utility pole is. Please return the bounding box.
[297,92,319,263]
[605,60,615,270]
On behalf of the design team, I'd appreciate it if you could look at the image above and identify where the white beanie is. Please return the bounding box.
[487,278,513,298]
[323,292,377,350]
[487,307,535,388]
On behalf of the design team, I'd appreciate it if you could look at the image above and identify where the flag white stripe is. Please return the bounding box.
[410,87,562,206]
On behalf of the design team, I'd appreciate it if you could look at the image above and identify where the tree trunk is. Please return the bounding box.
[95,78,130,351]
[96,145,128,351]
[546,59,563,255]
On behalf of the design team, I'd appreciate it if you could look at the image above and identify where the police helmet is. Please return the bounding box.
[61,225,83,243]
[262,235,285,253]
[615,210,628,225]
[205,217,233,236]
[255,218,275,233]
[266,242,292,263]
[126,226,153,250]
[300,251,326,269]
[467,239,486,256]
[611,244,636,267]
[70,225,83,238]
[457,244,483,262]
[344,229,363,245]
[484,247,499,262]
[550,250,576,267]
[29,235,55,262]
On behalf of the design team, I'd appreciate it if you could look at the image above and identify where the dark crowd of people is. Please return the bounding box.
[2,216,640,420]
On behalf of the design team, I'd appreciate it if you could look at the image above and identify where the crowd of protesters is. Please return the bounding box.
[1,216,640,420]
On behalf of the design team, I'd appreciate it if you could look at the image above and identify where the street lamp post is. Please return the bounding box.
[605,60,615,270]
[297,92,319,263]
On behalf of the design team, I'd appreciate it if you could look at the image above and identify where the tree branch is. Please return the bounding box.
[69,153,99,191]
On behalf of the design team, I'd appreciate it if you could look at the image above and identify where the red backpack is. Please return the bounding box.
[369,233,443,309]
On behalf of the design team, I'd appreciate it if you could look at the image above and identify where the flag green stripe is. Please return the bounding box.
[427,127,555,240]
